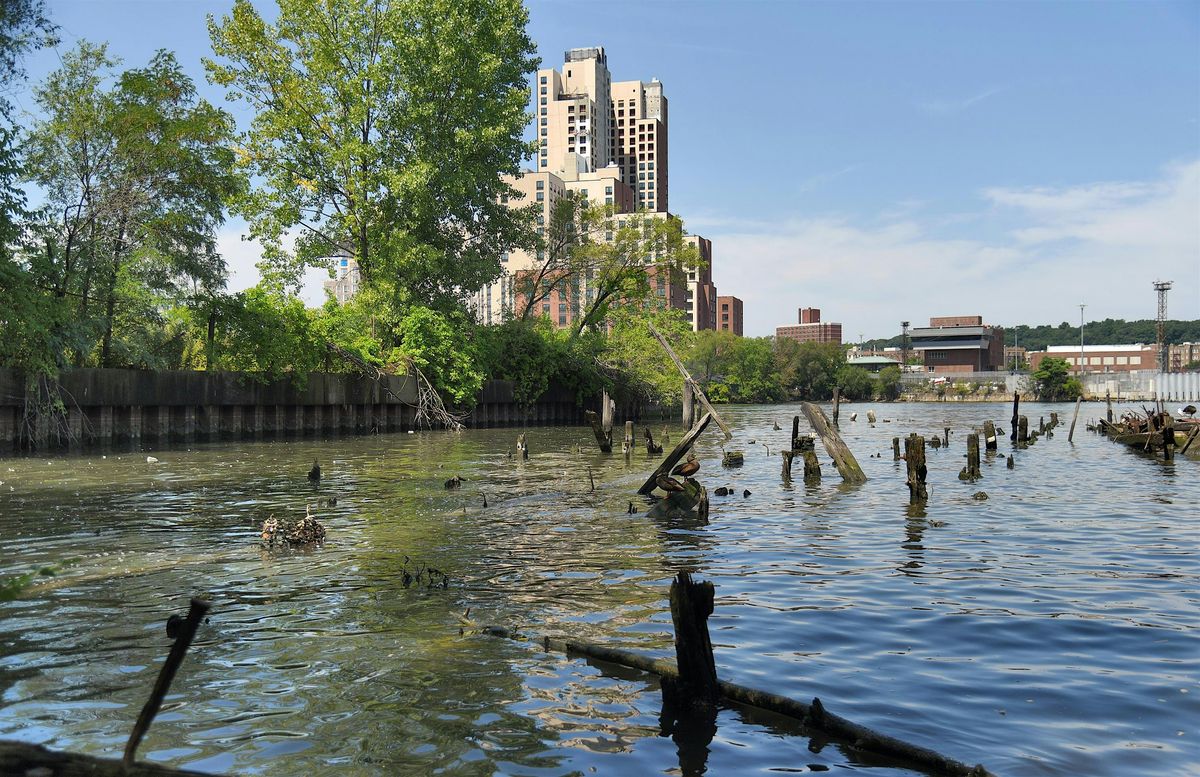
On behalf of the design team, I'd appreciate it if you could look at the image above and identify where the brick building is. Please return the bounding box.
[716,296,743,336]
[909,316,1005,373]
[775,307,842,345]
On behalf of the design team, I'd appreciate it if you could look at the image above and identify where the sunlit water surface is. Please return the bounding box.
[0,402,1196,776]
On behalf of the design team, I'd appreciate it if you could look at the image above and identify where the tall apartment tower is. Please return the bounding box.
[535,47,668,212]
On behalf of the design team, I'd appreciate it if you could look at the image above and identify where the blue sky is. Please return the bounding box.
[15,0,1200,339]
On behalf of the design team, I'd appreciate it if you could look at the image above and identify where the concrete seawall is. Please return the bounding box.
[0,369,588,453]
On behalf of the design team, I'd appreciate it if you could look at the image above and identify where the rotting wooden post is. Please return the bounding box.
[639,413,713,495]
[648,321,732,440]
[1050,412,1059,429]
[892,436,901,460]
[1010,392,1020,441]
[602,390,614,435]
[867,410,876,424]
[624,421,634,457]
[516,433,529,459]
[1038,417,1045,434]
[960,432,981,481]
[781,449,794,479]
[943,426,950,447]
[1162,424,1175,461]
[791,415,801,450]
[832,388,841,425]
[1068,397,1082,443]
[682,382,695,430]
[904,434,928,502]
[800,402,866,483]
[666,571,719,711]
[584,410,614,453]
[124,598,210,766]
[983,420,998,451]
[1106,391,1113,424]
[1018,416,1029,446]
[796,436,821,480]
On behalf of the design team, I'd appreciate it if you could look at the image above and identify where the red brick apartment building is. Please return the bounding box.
[775,307,842,345]
[716,296,743,336]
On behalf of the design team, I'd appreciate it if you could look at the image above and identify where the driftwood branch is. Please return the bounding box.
[638,413,713,495]
[479,625,992,777]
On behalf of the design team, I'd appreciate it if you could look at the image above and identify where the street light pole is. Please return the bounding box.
[1078,304,1086,376]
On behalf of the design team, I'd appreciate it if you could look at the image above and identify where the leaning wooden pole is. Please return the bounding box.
[124,598,210,766]
[478,626,993,777]
[1068,396,1082,443]
[638,413,713,495]
[800,402,867,483]
[648,322,732,440]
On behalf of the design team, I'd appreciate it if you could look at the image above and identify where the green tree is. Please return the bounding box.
[877,364,902,401]
[776,340,842,400]
[205,0,538,311]
[1032,356,1082,401]
[687,329,739,388]
[726,336,780,403]
[836,365,874,401]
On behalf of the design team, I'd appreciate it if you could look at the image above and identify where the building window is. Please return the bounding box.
[540,75,547,84]
[536,180,544,190]
[536,192,544,201]
[605,185,613,194]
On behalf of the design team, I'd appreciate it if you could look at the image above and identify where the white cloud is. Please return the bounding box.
[919,85,1009,116]
[709,160,1200,338]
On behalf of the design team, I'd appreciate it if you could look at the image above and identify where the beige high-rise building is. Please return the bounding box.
[535,47,668,213]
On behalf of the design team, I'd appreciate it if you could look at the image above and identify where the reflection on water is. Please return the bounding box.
[1,402,1198,776]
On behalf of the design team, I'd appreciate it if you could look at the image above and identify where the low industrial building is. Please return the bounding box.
[1029,344,1157,373]
[909,316,1005,373]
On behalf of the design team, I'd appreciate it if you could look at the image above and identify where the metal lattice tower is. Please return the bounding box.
[1154,280,1172,372]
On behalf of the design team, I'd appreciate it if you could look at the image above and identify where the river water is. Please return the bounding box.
[0,402,1196,776]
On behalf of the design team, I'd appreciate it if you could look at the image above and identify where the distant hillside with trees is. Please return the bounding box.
[862,319,1200,352]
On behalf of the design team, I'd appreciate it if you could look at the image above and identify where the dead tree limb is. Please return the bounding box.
[323,340,463,430]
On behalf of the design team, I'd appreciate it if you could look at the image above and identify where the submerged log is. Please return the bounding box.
[478,627,993,777]
[639,413,713,495]
[800,402,866,483]
[2,742,213,776]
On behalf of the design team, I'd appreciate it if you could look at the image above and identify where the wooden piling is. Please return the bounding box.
[796,436,821,480]
[1049,412,1059,429]
[780,449,794,479]
[1162,424,1175,461]
[1010,392,1020,441]
[623,420,634,456]
[666,571,719,711]
[960,433,981,481]
[649,322,731,439]
[791,415,801,450]
[1106,391,1113,424]
[800,402,866,483]
[892,436,901,460]
[1068,397,1082,443]
[585,410,613,453]
[983,420,997,451]
[1038,417,1045,434]
[904,434,928,502]
[832,388,841,425]
[943,426,950,446]
[867,410,876,424]
[516,433,529,459]
[1018,416,1029,445]
[682,382,695,430]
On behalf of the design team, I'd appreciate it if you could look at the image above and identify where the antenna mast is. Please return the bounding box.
[1153,280,1172,372]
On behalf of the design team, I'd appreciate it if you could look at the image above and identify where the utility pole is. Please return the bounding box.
[1078,304,1086,376]
[1154,280,1172,373]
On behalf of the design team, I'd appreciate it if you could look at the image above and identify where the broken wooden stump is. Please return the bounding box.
[125,598,210,766]
[721,448,745,467]
[943,426,950,447]
[800,402,866,484]
[664,571,719,712]
[929,435,942,449]
[832,387,841,425]
[623,420,634,457]
[867,409,876,424]
[644,427,664,455]
[904,434,928,502]
[983,420,998,451]
[1106,391,1113,424]
[1018,416,1029,446]
[682,381,695,430]
[639,414,713,495]
[780,449,794,479]
[1049,412,1059,429]
[794,436,821,481]
[959,432,981,482]
[892,436,901,460]
[1038,417,1045,434]
[516,433,529,459]
[1068,397,1082,443]
[585,410,613,453]
[791,415,801,450]
[648,477,709,522]
[1006,454,1014,469]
